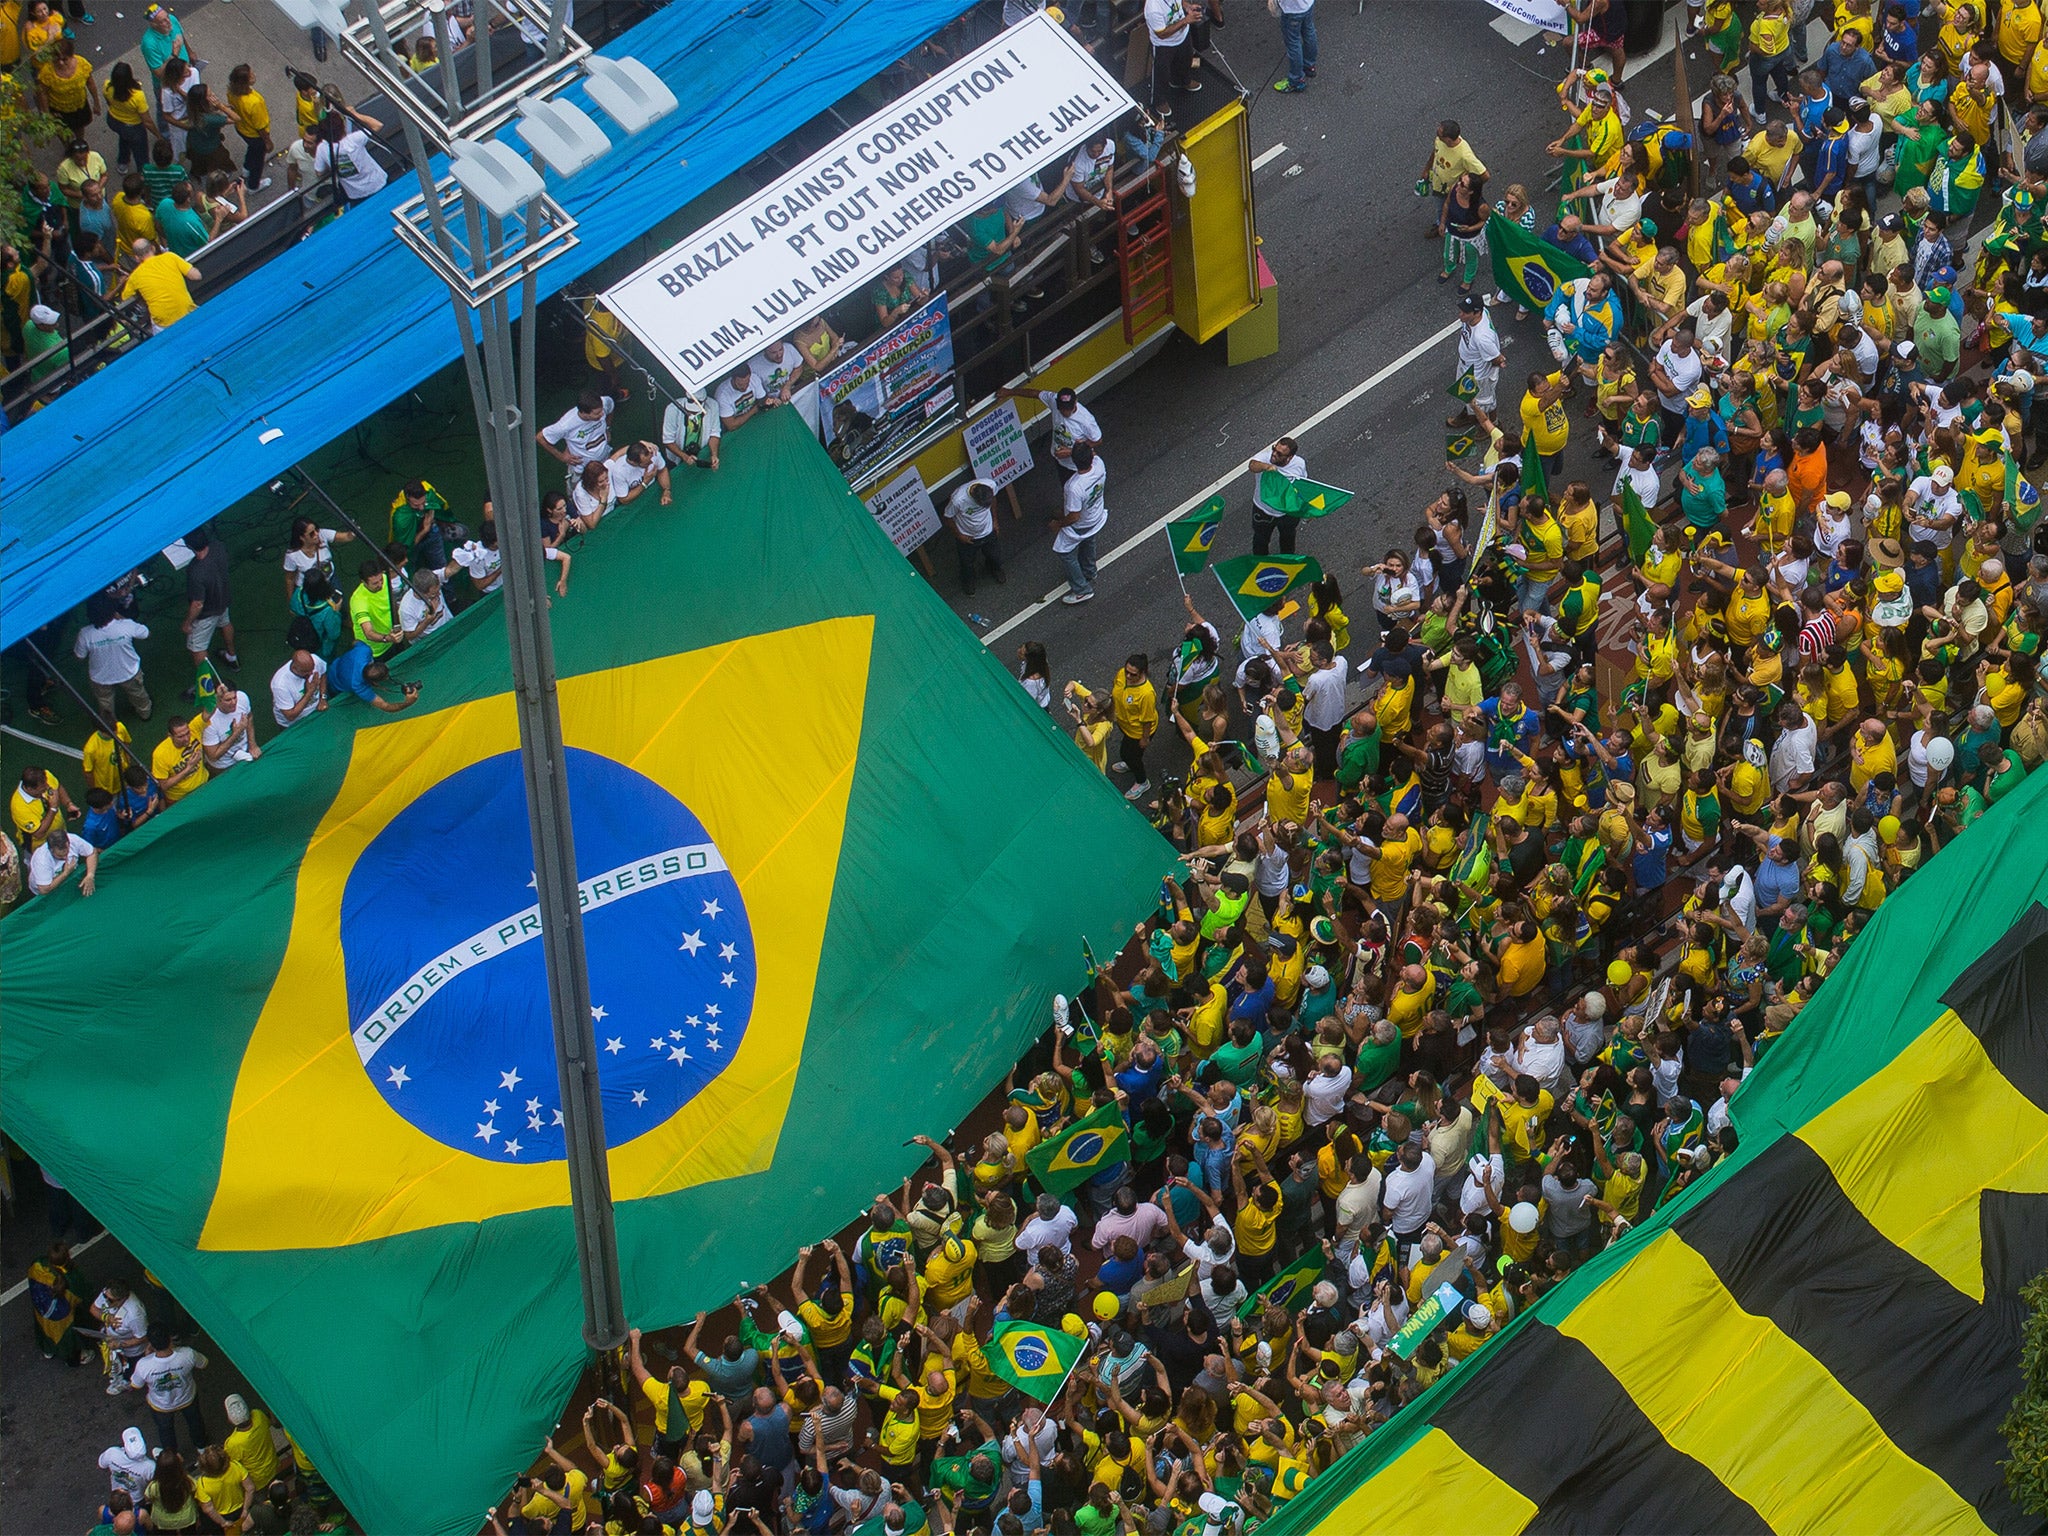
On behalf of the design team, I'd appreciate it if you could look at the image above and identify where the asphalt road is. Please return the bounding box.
[0,3,1691,1528]
[928,0,1686,781]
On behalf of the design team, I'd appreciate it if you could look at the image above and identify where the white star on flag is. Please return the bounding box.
[552,1109,564,1126]
[475,1122,497,1142]
[650,1037,666,1051]
[670,1029,685,1041]
[719,941,738,961]
[499,1068,522,1091]
[483,1099,500,1116]
[705,1004,721,1018]
[605,1037,624,1054]
[631,1089,649,1106]
[705,1037,724,1051]
[525,1098,542,1115]
[669,1045,691,1063]
[528,1115,544,1132]
[386,1065,410,1089]
[679,930,705,956]
[686,1014,701,1027]
[720,971,737,988]
[503,1139,523,1157]
[590,1004,609,1023]
[702,898,722,918]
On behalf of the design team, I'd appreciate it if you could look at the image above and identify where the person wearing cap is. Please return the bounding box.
[1904,460,1963,555]
[995,381,1100,480]
[219,1392,281,1491]
[1447,290,1502,428]
[23,302,69,383]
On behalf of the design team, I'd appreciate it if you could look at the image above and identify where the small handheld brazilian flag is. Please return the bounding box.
[1024,1100,1129,1194]
[1259,471,1355,518]
[1236,1246,1328,1318]
[1212,553,1323,622]
[988,1320,1087,1402]
[1165,514,1222,575]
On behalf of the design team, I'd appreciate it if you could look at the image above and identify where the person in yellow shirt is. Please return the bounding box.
[1266,742,1314,826]
[1980,654,2033,728]
[112,173,158,259]
[627,1327,712,1455]
[1519,370,1570,476]
[1109,653,1158,799]
[790,1239,857,1373]
[528,1446,599,1532]
[1847,718,1897,793]
[193,1447,253,1529]
[1230,1154,1284,1288]
[893,1333,957,1456]
[921,1232,979,1314]
[149,715,210,802]
[226,63,274,191]
[221,1394,282,1489]
[121,239,201,328]
[1743,121,1801,187]
[1491,918,1547,998]
[1064,682,1114,772]
[1385,963,1436,1040]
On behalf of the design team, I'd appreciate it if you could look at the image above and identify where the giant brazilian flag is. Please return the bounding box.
[0,409,1172,1534]
[1269,767,2048,1535]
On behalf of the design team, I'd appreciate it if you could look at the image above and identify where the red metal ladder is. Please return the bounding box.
[1116,165,1175,344]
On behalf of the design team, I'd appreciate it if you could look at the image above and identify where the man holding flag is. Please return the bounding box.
[1447,292,1503,429]
[1543,270,1625,387]
[1249,438,1309,556]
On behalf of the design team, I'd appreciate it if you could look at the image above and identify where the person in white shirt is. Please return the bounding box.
[309,92,388,206]
[73,592,152,721]
[201,688,260,772]
[714,362,765,431]
[1050,441,1108,605]
[1448,292,1502,419]
[994,384,1100,475]
[1904,463,1962,552]
[98,1427,155,1502]
[1512,1016,1570,1099]
[660,392,722,470]
[1770,702,1819,789]
[398,569,454,642]
[570,459,618,532]
[1380,1143,1437,1244]
[1065,133,1117,215]
[280,517,355,594]
[270,649,328,729]
[28,825,96,897]
[606,440,672,509]
[749,340,805,405]
[1300,642,1350,778]
[537,387,624,491]
[1651,328,1704,429]
[129,1328,209,1456]
[1302,1051,1353,1127]
[1016,1194,1080,1258]
[92,1282,149,1394]
[942,478,1005,594]
[1143,0,1195,110]
[1249,436,1308,556]
[1333,1155,1383,1253]
[445,515,571,599]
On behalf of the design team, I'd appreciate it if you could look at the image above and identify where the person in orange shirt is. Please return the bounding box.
[1786,425,1829,518]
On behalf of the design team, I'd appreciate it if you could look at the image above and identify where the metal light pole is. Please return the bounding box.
[273,0,675,1355]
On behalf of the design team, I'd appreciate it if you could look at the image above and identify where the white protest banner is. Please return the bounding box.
[602,11,1135,390]
[1485,0,1570,30]
[963,400,1034,490]
[864,466,942,556]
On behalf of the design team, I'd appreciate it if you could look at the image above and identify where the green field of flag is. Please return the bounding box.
[1213,553,1323,622]
[989,1319,1086,1402]
[1623,475,1656,563]
[0,410,1174,1535]
[1025,1100,1129,1194]
[1165,513,1223,575]
[1259,471,1355,517]
[1236,1246,1328,1317]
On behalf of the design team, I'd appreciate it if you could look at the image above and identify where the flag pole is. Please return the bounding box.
[1163,525,1188,595]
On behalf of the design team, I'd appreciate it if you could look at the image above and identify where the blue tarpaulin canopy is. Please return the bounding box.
[0,0,976,647]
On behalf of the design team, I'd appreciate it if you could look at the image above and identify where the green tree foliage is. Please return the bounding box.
[2001,1269,2048,1516]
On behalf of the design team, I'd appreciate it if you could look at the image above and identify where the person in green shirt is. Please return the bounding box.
[965,202,1023,275]
[1354,1016,1402,1093]
[22,303,68,382]
[1914,285,1962,380]
[389,477,452,567]
[347,561,400,657]
[1679,447,1728,535]
[1207,1020,1264,1087]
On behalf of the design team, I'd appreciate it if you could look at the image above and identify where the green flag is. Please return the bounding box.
[1260,470,1355,518]
[1519,448,1548,504]
[1025,1100,1130,1193]
[1236,1246,1328,1318]
[0,411,1175,1536]
[1212,553,1323,622]
[1165,513,1223,575]
[989,1320,1088,1402]
[1487,210,1594,316]
[1623,474,1657,563]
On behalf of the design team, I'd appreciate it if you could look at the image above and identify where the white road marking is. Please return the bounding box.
[1,1229,109,1307]
[1489,14,1544,46]
[979,318,1463,647]
[1251,142,1290,171]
